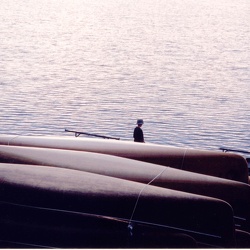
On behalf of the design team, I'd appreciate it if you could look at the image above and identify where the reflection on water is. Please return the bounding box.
[0,0,249,150]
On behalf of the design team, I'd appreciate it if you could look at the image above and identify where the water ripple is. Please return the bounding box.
[0,0,249,151]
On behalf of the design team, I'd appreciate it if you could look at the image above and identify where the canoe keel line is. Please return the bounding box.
[0,134,249,248]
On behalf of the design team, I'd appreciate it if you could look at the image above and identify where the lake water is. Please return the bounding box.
[0,0,249,151]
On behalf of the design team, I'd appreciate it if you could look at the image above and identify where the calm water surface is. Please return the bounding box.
[0,0,249,151]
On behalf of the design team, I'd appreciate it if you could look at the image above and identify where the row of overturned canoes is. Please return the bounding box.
[0,134,249,248]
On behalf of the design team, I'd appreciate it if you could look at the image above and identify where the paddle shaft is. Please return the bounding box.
[65,129,120,140]
[219,147,250,155]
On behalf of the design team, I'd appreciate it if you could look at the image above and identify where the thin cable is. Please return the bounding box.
[7,135,21,146]
[128,167,167,233]
[180,148,188,169]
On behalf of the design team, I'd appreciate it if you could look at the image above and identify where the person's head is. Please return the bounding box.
[137,119,144,127]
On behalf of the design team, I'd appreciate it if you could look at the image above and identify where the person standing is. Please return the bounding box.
[133,119,145,142]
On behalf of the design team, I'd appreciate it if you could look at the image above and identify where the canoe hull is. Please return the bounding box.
[0,135,247,183]
[0,200,200,248]
[0,163,235,247]
[0,144,249,233]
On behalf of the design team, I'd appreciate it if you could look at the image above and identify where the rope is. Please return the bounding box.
[180,148,188,169]
[128,167,167,235]
[7,135,21,146]
[127,148,188,236]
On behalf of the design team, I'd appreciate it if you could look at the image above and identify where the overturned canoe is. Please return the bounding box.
[0,163,236,248]
[0,200,198,248]
[0,135,248,183]
[0,144,249,233]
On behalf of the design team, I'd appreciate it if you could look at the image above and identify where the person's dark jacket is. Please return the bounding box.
[133,126,144,142]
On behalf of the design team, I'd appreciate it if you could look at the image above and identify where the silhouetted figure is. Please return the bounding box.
[133,119,144,143]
